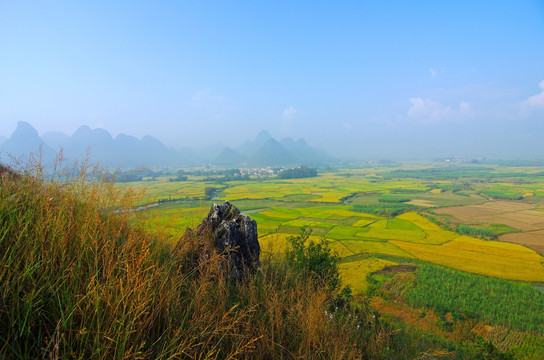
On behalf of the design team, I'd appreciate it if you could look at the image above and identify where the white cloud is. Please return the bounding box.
[407,98,470,123]
[429,67,444,78]
[407,98,451,123]
[342,122,351,129]
[282,106,297,120]
[525,80,544,107]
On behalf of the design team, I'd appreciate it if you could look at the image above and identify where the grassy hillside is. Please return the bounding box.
[0,163,403,359]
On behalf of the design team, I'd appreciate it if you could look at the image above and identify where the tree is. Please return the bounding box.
[286,227,340,292]
[204,187,217,199]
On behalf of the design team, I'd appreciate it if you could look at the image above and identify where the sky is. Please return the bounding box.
[1,1,543,158]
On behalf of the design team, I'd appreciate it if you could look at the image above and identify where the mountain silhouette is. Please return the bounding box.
[246,138,296,167]
[280,137,335,165]
[237,130,273,156]
[1,122,334,168]
[212,147,246,167]
[0,121,56,163]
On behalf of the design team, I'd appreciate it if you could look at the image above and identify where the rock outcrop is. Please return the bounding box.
[189,201,260,280]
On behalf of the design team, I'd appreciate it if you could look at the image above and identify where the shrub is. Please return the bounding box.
[285,227,340,292]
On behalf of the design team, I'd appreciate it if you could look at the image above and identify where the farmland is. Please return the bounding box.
[127,163,544,283]
[126,162,544,358]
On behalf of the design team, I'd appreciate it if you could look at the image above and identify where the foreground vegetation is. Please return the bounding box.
[3,160,544,358]
[0,163,441,359]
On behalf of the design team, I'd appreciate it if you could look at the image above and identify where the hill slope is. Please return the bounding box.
[0,163,399,359]
[212,146,246,166]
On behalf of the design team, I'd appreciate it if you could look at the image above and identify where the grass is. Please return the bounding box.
[2,162,420,359]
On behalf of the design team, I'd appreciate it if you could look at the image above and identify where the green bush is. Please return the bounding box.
[352,203,418,217]
[286,227,340,292]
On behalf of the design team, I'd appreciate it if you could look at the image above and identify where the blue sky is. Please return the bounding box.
[1,1,543,158]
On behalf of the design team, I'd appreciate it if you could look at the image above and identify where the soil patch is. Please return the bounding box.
[373,264,417,275]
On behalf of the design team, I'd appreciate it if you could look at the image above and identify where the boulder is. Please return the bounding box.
[192,201,260,280]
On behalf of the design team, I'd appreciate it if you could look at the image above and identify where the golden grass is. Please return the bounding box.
[1,162,393,359]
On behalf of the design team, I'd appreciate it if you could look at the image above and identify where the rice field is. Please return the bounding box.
[131,164,544,286]
[339,258,397,295]
[390,238,544,281]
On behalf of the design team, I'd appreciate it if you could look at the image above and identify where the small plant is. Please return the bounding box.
[285,227,340,293]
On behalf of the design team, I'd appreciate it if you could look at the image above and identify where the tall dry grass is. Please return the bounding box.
[0,159,393,359]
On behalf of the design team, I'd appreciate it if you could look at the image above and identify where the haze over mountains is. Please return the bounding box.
[0,122,334,169]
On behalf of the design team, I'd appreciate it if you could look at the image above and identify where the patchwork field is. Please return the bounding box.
[130,164,544,296]
[434,200,544,253]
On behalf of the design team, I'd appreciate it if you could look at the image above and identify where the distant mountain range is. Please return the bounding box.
[0,122,334,169]
[210,130,335,168]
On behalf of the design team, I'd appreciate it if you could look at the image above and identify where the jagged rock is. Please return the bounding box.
[191,201,260,280]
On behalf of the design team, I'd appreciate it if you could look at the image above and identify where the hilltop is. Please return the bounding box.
[0,163,399,359]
